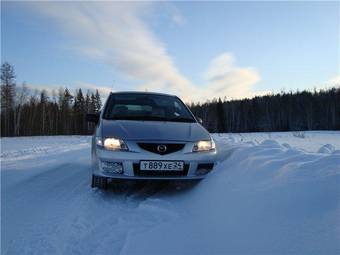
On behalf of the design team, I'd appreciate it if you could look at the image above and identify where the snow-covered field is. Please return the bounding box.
[1,132,340,254]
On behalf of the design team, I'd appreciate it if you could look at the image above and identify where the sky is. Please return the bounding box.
[1,1,339,102]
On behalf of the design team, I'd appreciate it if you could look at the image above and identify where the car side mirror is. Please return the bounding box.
[86,113,100,124]
[196,117,203,125]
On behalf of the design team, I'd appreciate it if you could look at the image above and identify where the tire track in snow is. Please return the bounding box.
[58,181,181,254]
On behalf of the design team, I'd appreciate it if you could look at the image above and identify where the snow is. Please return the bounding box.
[214,131,340,153]
[1,131,340,254]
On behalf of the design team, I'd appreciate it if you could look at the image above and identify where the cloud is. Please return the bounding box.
[31,2,262,102]
[325,75,340,88]
[172,13,186,25]
[33,2,197,100]
[303,75,340,93]
[167,3,186,25]
[202,53,263,100]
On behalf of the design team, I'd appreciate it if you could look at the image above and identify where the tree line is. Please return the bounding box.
[1,62,102,136]
[1,62,339,136]
[189,88,340,133]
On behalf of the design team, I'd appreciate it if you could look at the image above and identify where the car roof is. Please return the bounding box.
[110,91,177,97]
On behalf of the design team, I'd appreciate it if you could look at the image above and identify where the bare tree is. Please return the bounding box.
[14,82,29,135]
[1,62,16,136]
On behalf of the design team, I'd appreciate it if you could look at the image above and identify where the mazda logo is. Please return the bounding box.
[157,145,167,153]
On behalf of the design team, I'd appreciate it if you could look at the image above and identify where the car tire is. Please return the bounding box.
[91,175,108,190]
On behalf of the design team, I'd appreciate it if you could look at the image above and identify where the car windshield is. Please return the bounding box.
[103,93,196,122]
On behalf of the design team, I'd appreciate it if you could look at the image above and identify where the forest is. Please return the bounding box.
[1,62,101,136]
[1,62,339,137]
[190,87,340,133]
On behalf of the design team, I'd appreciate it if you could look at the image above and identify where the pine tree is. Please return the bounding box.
[216,98,226,133]
[90,92,96,113]
[85,91,91,113]
[60,88,73,134]
[94,89,102,112]
[39,89,48,134]
[73,88,85,134]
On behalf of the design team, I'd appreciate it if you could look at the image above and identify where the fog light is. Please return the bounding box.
[196,168,211,175]
[101,161,123,174]
[196,163,214,176]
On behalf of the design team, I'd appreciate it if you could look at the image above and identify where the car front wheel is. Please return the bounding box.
[91,175,108,190]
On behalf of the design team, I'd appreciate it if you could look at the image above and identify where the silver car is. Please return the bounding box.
[87,92,217,189]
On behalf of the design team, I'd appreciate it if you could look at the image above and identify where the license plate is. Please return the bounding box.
[140,161,184,171]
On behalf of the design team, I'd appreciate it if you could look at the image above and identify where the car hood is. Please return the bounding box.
[101,120,211,142]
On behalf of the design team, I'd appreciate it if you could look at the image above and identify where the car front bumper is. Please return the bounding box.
[92,145,217,180]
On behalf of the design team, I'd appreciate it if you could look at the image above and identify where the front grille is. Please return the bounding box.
[137,143,185,155]
[133,163,189,177]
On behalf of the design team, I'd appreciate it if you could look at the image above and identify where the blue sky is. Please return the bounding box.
[1,1,339,101]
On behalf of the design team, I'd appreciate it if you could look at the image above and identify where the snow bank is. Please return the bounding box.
[214,131,340,153]
[121,138,340,254]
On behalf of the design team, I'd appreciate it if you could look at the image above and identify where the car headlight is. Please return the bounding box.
[96,137,129,151]
[192,139,216,152]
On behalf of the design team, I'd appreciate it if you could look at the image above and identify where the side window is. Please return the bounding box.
[174,101,183,116]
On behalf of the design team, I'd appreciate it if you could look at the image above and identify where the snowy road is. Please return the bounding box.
[1,132,340,254]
